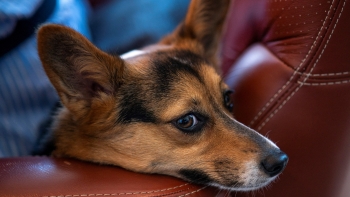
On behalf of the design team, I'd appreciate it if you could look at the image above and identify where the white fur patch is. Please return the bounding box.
[210,161,275,191]
[120,50,145,59]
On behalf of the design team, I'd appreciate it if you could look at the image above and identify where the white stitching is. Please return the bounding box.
[296,71,349,77]
[258,0,347,130]
[177,186,208,197]
[249,0,337,127]
[298,79,350,86]
[42,183,190,197]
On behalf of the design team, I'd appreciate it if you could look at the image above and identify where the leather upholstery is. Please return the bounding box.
[0,157,226,197]
[222,0,350,196]
[1,0,349,196]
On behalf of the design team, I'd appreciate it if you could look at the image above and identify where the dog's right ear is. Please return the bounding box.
[37,24,124,113]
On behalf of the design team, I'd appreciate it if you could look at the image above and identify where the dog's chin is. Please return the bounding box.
[210,176,276,192]
[178,168,279,192]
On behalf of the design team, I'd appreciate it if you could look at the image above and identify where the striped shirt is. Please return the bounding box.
[0,0,91,157]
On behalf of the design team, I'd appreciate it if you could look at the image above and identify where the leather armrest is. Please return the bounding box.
[221,0,350,196]
[0,157,225,197]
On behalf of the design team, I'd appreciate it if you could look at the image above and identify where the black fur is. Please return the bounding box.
[151,50,205,97]
[117,90,158,124]
[32,101,61,155]
[179,169,213,184]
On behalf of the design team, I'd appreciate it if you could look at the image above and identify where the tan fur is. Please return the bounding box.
[37,0,287,191]
[160,0,230,72]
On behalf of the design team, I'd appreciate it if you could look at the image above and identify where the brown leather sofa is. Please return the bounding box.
[1,0,349,196]
[222,0,350,196]
[0,157,225,197]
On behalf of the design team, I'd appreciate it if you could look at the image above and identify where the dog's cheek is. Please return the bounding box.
[178,169,214,185]
[177,167,244,188]
[213,159,241,186]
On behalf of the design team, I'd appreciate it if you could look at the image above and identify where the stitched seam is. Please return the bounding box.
[257,0,347,131]
[177,186,208,197]
[249,0,336,127]
[298,79,350,86]
[296,71,349,77]
[42,183,190,197]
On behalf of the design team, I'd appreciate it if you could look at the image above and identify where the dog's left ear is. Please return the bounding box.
[37,24,124,113]
[161,0,230,68]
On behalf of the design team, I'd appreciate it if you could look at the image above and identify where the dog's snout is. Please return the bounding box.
[261,151,288,177]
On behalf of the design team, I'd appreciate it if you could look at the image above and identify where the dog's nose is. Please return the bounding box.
[261,151,288,177]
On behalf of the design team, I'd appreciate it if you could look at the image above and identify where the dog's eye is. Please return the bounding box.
[224,90,234,112]
[174,113,206,134]
[177,114,197,128]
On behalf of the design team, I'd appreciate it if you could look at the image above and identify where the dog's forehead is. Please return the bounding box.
[148,50,225,97]
[147,49,225,95]
[151,50,205,82]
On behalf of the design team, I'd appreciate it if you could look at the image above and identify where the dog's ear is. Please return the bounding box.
[161,0,230,68]
[37,24,124,112]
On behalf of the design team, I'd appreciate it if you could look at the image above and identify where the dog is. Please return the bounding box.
[37,0,288,191]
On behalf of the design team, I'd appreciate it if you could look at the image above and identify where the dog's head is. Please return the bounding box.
[37,0,287,191]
